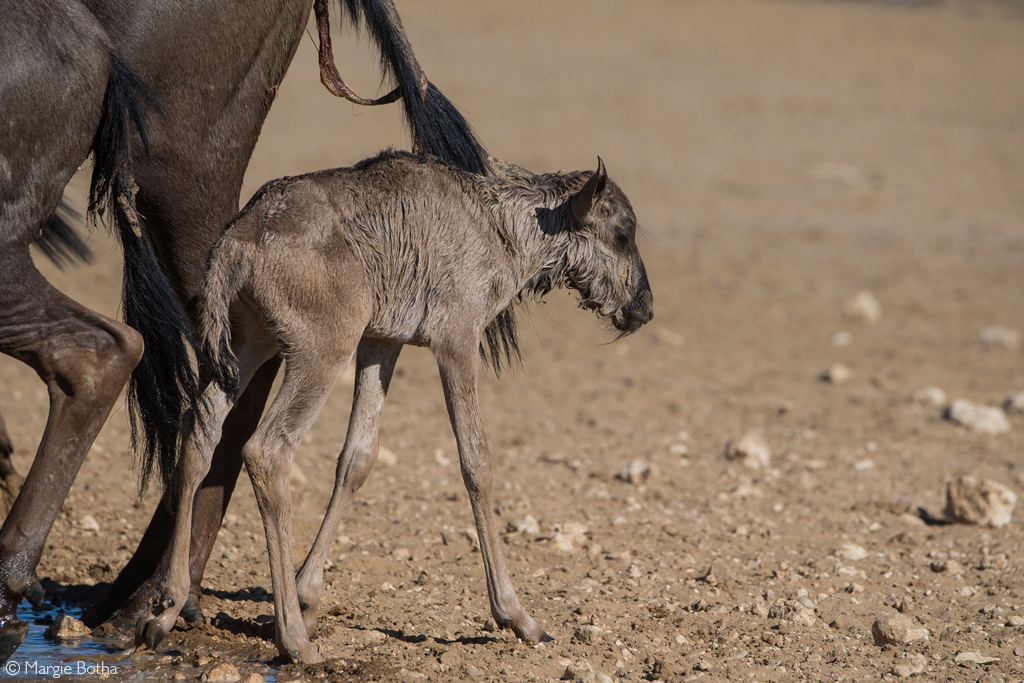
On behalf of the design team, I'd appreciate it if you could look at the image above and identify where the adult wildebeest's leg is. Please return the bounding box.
[0,255,143,657]
[0,414,23,517]
[434,340,550,643]
[82,357,283,629]
[295,339,402,639]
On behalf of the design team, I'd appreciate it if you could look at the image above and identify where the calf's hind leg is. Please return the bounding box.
[242,335,363,664]
[296,338,401,639]
[434,339,551,643]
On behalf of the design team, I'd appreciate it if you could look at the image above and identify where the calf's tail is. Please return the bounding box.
[197,235,247,403]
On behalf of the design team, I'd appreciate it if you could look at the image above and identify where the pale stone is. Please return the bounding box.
[377,447,398,466]
[912,385,946,407]
[945,476,1017,528]
[45,614,91,641]
[820,364,851,384]
[724,433,771,470]
[892,653,926,678]
[614,459,651,484]
[79,515,100,532]
[835,544,867,561]
[980,326,1020,350]
[872,613,929,645]
[1003,391,1024,415]
[202,663,241,683]
[844,290,882,325]
[945,400,1010,434]
[954,651,999,666]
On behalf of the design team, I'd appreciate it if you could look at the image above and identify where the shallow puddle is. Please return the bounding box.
[5,602,279,682]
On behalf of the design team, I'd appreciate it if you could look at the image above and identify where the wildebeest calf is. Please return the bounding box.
[139,150,653,663]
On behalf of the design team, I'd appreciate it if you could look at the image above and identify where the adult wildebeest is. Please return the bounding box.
[146,150,653,663]
[0,0,487,660]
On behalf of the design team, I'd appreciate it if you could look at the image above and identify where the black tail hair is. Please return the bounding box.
[480,305,523,377]
[338,0,490,175]
[34,200,93,269]
[89,53,216,495]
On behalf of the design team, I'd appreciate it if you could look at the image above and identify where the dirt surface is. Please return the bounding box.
[3,0,1024,681]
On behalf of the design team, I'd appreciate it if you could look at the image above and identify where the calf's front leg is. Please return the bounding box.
[434,342,551,643]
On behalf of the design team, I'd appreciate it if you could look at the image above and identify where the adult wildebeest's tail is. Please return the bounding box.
[34,200,93,269]
[88,53,213,494]
[337,0,490,175]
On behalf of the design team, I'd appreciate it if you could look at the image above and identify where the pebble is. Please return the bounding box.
[614,459,651,484]
[550,522,589,553]
[571,626,602,645]
[930,559,965,574]
[79,515,100,532]
[954,651,999,666]
[1006,615,1024,627]
[44,614,91,640]
[239,675,264,683]
[1003,391,1024,415]
[835,544,867,561]
[912,385,947,407]
[844,291,882,325]
[560,660,593,680]
[724,432,771,470]
[980,325,1020,350]
[511,514,540,536]
[872,613,929,645]
[944,400,1010,435]
[202,663,241,683]
[945,476,1017,528]
[892,653,926,678]
[578,673,613,683]
[700,559,732,587]
[820,364,851,384]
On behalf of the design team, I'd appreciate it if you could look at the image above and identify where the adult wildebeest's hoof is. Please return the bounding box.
[22,581,44,608]
[0,619,28,664]
[134,614,165,651]
[180,593,203,623]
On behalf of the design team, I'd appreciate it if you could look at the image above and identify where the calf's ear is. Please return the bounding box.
[570,156,608,227]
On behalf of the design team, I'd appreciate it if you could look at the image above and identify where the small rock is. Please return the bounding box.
[820,364,851,384]
[699,559,732,586]
[832,331,853,347]
[578,673,613,683]
[377,447,398,467]
[561,660,593,680]
[239,674,265,683]
[980,326,1020,350]
[892,653,926,678]
[930,559,965,574]
[844,291,882,325]
[202,663,241,683]
[913,385,947,407]
[79,515,100,532]
[571,626,601,645]
[724,432,771,470]
[550,522,589,552]
[653,328,684,347]
[945,400,1010,435]
[614,459,651,484]
[872,613,929,645]
[1003,391,1024,415]
[954,651,999,666]
[1006,615,1024,627]
[44,614,91,641]
[511,514,540,536]
[945,476,1017,528]
[835,544,867,561]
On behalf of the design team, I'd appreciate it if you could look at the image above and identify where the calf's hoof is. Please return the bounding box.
[281,642,324,665]
[510,615,553,643]
[0,619,28,664]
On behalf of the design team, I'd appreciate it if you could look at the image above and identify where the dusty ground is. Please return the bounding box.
[3,0,1024,681]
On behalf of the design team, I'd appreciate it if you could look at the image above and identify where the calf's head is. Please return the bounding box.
[563,158,654,335]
